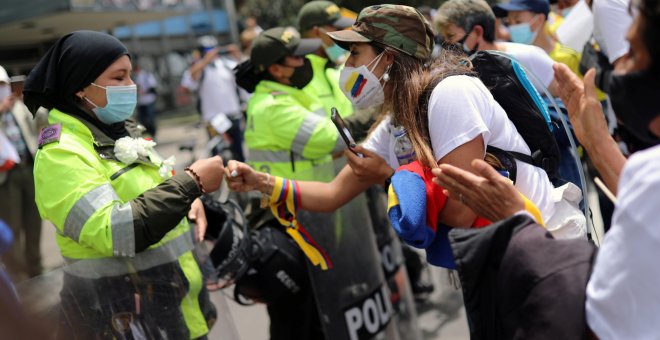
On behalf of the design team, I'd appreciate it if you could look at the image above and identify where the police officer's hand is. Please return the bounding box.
[345,146,394,185]
[187,156,225,192]
[224,160,264,192]
[188,198,207,242]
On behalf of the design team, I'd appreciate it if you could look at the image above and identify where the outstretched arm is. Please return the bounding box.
[225,160,376,212]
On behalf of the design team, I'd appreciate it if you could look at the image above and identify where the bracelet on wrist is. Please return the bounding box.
[184,167,206,194]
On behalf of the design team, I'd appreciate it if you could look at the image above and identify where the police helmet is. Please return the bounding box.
[233,223,310,305]
[203,197,252,289]
[202,197,310,304]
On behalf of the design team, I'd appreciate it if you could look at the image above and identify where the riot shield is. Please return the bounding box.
[296,159,398,340]
[364,185,422,340]
[15,237,240,340]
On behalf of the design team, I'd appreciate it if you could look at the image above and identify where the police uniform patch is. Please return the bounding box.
[38,123,62,148]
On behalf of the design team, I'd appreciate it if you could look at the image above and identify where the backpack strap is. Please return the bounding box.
[487,145,556,179]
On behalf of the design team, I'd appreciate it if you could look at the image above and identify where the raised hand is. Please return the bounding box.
[554,64,609,149]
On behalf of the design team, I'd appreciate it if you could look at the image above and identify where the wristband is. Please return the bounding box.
[184,167,206,194]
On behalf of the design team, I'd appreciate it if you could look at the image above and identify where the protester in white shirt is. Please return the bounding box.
[182,42,249,161]
[435,0,560,96]
[363,75,555,221]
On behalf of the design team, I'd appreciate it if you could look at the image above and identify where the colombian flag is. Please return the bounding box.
[270,177,332,270]
[387,161,544,269]
[387,161,491,269]
[343,71,368,98]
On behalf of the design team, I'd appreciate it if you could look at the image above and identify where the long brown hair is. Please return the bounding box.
[384,47,474,168]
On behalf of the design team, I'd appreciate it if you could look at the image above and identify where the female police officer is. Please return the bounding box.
[23,31,225,339]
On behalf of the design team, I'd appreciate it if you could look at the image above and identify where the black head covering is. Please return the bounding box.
[24,30,130,138]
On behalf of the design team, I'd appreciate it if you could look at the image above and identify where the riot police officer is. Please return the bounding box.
[23,30,225,339]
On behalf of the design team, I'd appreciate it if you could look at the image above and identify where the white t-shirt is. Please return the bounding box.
[362,116,402,170]
[427,75,556,221]
[592,0,632,64]
[135,69,158,106]
[586,144,660,339]
[181,57,246,121]
[499,42,555,93]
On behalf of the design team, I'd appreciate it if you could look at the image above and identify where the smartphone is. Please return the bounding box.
[330,107,363,157]
[10,75,25,94]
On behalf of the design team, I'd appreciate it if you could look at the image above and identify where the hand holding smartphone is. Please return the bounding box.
[330,107,363,157]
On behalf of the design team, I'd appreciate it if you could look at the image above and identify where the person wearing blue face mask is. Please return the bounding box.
[22,30,227,339]
[435,0,562,97]
[298,1,381,141]
[493,0,585,88]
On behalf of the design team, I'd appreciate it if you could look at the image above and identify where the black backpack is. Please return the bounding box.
[470,51,561,180]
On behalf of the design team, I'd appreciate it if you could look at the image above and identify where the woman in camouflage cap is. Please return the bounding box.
[328,4,557,228]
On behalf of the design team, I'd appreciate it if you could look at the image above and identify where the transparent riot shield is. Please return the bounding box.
[295,159,398,340]
[15,236,240,340]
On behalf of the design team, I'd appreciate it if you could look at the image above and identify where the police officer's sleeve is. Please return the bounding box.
[130,172,201,252]
[270,102,345,158]
[34,146,201,258]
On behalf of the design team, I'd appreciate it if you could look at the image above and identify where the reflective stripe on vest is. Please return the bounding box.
[248,149,329,166]
[63,229,193,279]
[111,203,135,257]
[63,183,136,257]
[291,111,325,154]
[63,184,119,242]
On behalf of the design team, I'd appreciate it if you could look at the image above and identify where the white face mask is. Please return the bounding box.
[339,52,389,109]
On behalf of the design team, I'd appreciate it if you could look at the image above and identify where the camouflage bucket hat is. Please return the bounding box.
[327,4,435,60]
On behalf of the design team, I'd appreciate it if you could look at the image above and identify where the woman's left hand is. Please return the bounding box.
[345,145,394,185]
[188,198,207,242]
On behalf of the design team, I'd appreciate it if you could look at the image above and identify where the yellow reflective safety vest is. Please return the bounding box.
[33,109,208,338]
[303,54,354,119]
[245,80,343,181]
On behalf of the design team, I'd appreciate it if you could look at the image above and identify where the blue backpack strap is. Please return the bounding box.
[511,60,554,132]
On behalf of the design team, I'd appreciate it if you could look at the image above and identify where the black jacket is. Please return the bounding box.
[449,214,597,340]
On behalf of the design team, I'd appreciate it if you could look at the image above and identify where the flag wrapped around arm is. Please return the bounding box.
[387,161,544,269]
[269,176,332,270]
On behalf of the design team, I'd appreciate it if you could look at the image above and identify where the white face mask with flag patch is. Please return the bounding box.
[339,52,389,109]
